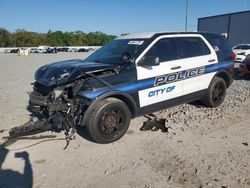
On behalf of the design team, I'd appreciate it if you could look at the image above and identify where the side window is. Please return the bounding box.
[143,38,179,62]
[203,34,233,62]
[179,37,211,58]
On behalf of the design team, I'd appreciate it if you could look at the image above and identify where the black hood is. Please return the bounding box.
[35,59,117,87]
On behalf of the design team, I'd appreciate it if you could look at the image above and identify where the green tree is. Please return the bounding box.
[46,31,65,46]
[11,29,47,47]
[0,28,117,47]
[0,28,11,47]
[75,31,88,46]
[86,31,116,46]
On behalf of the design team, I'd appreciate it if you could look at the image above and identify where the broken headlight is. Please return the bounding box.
[53,88,64,99]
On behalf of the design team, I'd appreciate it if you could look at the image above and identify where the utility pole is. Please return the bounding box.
[185,0,188,31]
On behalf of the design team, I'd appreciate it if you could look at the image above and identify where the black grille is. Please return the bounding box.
[33,82,53,96]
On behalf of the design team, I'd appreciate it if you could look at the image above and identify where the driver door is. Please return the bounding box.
[136,36,185,107]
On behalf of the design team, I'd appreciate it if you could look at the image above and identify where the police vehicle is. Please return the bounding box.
[24,32,235,143]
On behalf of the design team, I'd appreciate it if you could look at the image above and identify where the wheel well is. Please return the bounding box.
[216,72,230,87]
[104,94,137,118]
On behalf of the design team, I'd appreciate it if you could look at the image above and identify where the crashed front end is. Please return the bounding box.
[8,59,117,138]
[28,80,90,132]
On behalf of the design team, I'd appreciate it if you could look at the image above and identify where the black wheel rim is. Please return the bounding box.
[212,82,225,105]
[99,107,125,136]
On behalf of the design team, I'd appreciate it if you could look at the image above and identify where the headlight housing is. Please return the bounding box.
[53,88,64,99]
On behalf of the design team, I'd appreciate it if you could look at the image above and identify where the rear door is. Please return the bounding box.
[178,35,217,96]
[135,36,184,108]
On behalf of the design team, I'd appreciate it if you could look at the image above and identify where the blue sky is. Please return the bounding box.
[0,0,250,35]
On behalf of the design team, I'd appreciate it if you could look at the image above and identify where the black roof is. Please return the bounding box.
[151,32,219,39]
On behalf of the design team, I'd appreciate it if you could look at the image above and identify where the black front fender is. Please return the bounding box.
[79,91,138,126]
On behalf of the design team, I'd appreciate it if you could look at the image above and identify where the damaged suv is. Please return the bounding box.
[25,32,234,143]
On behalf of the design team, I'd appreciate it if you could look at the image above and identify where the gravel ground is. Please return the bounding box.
[0,53,249,188]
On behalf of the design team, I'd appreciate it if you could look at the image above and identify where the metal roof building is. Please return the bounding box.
[198,11,250,46]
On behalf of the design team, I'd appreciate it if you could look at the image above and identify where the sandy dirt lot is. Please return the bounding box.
[0,53,249,188]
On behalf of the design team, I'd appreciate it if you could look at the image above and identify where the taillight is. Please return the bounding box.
[231,52,236,61]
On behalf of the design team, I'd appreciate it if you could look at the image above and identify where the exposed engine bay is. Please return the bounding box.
[8,63,119,144]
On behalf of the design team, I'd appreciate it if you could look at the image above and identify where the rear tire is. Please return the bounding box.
[86,98,131,143]
[202,77,227,108]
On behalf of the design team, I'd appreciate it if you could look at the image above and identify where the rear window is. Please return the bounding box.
[202,34,233,62]
[179,37,211,58]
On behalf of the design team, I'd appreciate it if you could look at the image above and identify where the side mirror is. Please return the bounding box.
[138,56,160,66]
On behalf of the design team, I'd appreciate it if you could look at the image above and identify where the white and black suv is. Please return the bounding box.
[28,32,234,143]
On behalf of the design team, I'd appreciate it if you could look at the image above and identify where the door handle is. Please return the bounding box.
[208,59,215,62]
[171,66,181,70]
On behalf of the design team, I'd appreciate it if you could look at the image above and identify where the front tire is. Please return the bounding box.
[86,98,131,143]
[202,77,227,108]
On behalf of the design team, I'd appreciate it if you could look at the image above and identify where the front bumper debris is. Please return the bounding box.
[9,119,52,138]
[29,92,49,106]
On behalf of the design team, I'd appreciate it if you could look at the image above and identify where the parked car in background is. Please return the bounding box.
[10,48,19,53]
[38,48,47,53]
[30,47,57,54]
[30,48,39,53]
[239,55,250,77]
[45,48,57,53]
[68,48,78,52]
[88,48,94,51]
[78,48,89,52]
[57,47,69,52]
[56,48,62,52]
[4,49,12,53]
[233,44,250,68]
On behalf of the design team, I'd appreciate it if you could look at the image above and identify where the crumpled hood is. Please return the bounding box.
[35,59,116,87]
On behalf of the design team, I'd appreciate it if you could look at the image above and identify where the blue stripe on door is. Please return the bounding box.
[79,61,234,99]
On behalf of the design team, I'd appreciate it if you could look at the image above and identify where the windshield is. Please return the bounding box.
[233,45,250,50]
[84,39,147,64]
